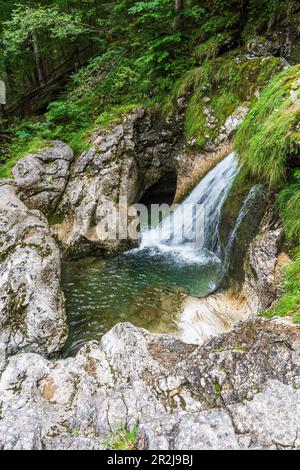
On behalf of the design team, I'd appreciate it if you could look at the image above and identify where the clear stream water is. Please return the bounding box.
[62,153,238,355]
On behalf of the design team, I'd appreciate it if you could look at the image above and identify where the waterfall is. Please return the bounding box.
[140,152,238,261]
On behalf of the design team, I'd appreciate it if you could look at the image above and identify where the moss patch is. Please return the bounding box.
[261,169,300,323]
[164,52,281,151]
[0,137,49,179]
[261,247,300,323]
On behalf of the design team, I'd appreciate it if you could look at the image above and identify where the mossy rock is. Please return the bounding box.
[220,181,268,288]
[164,51,282,152]
[220,169,256,248]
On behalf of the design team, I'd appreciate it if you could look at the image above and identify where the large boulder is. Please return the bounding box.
[53,108,183,257]
[0,319,299,450]
[0,183,67,360]
[12,140,73,216]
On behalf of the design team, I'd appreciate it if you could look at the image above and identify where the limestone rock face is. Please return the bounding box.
[0,184,67,360]
[243,207,284,311]
[0,319,299,450]
[247,38,282,58]
[218,105,249,142]
[12,140,74,216]
[221,184,269,287]
[54,108,183,257]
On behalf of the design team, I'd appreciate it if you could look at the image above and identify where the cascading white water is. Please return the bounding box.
[63,154,239,354]
[140,152,238,261]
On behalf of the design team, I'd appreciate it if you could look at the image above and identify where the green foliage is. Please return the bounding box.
[193,33,229,62]
[234,65,300,187]
[101,423,138,450]
[0,0,299,325]
[262,248,300,323]
[0,135,47,178]
[278,170,300,243]
[2,5,86,57]
[234,65,300,322]
[166,53,281,150]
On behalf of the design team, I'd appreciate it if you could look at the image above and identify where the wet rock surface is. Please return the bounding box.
[0,183,67,360]
[0,319,299,450]
[50,108,234,257]
[243,206,284,311]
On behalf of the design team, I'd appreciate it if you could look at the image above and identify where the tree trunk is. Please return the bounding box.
[32,32,44,85]
[175,0,184,29]
[175,0,183,10]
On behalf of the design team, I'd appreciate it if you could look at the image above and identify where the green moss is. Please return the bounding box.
[164,53,282,150]
[234,64,300,187]
[278,169,300,243]
[0,137,49,179]
[235,66,300,324]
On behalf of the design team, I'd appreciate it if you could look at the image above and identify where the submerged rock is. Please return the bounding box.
[0,183,67,360]
[177,290,251,345]
[0,319,298,450]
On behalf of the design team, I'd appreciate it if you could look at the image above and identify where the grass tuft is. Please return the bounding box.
[234,65,300,187]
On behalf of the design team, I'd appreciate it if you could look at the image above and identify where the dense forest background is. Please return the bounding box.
[0,1,299,155]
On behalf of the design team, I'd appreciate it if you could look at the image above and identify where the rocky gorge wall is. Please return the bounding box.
[0,48,299,449]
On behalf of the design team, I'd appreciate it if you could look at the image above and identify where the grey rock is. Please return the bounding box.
[230,380,300,449]
[12,140,73,216]
[243,206,284,311]
[0,319,299,450]
[221,105,249,139]
[54,108,183,257]
[0,184,67,360]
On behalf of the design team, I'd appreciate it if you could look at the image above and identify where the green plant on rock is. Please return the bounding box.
[101,422,138,451]
[262,248,300,323]
[0,136,48,179]
[164,52,281,150]
[234,65,300,187]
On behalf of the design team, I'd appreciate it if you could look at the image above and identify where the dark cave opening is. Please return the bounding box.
[139,170,178,207]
